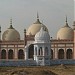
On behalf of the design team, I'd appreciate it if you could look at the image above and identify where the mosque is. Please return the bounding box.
[0,14,75,66]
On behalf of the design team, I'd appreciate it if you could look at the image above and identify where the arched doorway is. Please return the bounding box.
[58,49,64,59]
[1,49,6,59]
[51,49,53,59]
[18,49,24,59]
[8,49,13,59]
[66,49,72,59]
[28,44,34,59]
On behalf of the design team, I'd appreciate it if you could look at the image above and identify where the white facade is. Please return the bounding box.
[34,26,51,66]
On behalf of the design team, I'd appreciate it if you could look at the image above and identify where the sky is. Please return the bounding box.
[0,0,74,39]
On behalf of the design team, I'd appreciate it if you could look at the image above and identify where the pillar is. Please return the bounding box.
[25,46,28,60]
[73,29,75,59]
[73,21,75,59]
[24,29,27,46]
[14,45,18,60]
[0,26,1,40]
[14,49,18,60]
[55,48,58,59]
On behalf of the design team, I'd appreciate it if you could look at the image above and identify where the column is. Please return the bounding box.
[33,45,35,60]
[54,49,58,59]
[14,45,18,60]
[73,30,75,59]
[0,44,1,60]
[25,46,28,60]
[54,44,58,59]
[64,44,66,59]
[6,45,8,61]
[43,47,45,56]
[37,46,39,56]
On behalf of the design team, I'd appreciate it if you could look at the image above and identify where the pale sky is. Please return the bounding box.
[0,0,74,39]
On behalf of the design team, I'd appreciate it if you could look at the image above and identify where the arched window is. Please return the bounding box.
[1,49,6,59]
[51,49,53,59]
[8,49,13,59]
[39,47,43,55]
[58,49,64,59]
[18,49,24,59]
[66,49,72,59]
[28,44,34,59]
[45,47,48,55]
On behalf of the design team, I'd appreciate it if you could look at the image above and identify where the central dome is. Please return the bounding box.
[27,16,48,35]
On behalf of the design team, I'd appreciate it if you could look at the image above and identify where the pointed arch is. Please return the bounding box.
[1,49,6,59]
[18,49,24,59]
[58,49,64,59]
[66,49,72,59]
[8,49,13,59]
[28,44,34,59]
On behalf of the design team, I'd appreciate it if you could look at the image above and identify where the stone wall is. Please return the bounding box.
[50,59,75,65]
[0,59,75,66]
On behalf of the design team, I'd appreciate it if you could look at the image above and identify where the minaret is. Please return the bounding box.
[24,29,27,46]
[24,29,28,60]
[73,21,75,59]
[0,26,1,40]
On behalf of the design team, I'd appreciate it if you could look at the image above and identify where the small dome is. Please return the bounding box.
[57,20,73,40]
[35,25,50,42]
[2,25,20,41]
[27,18,48,35]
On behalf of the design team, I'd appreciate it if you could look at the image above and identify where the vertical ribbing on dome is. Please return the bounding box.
[41,24,47,31]
[40,24,44,32]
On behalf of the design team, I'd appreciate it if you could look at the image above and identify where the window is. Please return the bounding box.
[39,47,43,55]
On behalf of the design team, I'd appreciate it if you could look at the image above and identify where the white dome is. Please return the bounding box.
[57,22,74,40]
[35,25,50,42]
[2,25,20,41]
[27,19,48,35]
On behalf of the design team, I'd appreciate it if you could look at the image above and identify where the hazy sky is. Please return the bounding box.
[0,0,74,39]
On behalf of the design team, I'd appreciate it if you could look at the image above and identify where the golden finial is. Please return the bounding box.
[10,18,12,26]
[65,16,69,27]
[37,12,39,19]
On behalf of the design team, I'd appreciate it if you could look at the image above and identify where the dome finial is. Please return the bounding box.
[9,18,14,29]
[37,12,39,19]
[10,18,12,26]
[34,12,41,24]
[66,16,67,23]
[65,16,69,27]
